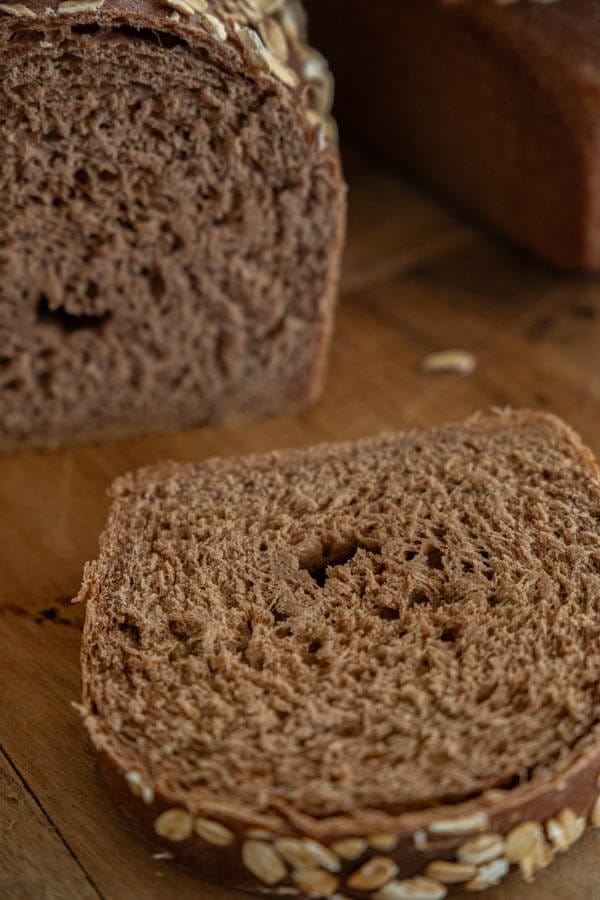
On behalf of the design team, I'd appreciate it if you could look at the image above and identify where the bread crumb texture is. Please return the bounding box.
[0,0,343,449]
[81,409,600,896]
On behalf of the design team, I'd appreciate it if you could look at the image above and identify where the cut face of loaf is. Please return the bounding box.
[0,0,344,450]
[80,410,600,897]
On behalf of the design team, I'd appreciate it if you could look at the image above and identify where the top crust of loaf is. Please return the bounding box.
[0,0,336,147]
[80,409,600,844]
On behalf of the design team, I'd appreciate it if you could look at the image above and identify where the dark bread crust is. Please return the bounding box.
[79,410,600,897]
[0,0,345,450]
[306,0,600,270]
[94,740,600,898]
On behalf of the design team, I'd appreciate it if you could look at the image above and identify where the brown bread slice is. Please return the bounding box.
[0,0,344,450]
[79,410,600,897]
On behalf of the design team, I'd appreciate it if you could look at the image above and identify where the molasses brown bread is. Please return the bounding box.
[78,409,600,898]
[306,0,600,270]
[0,0,344,450]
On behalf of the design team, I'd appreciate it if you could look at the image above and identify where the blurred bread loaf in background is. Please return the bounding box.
[307,0,600,270]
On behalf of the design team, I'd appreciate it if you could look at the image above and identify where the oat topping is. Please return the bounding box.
[413,830,428,851]
[428,812,489,836]
[546,808,586,852]
[331,837,368,860]
[125,771,154,805]
[347,856,399,890]
[57,0,103,12]
[505,821,552,881]
[291,868,339,897]
[458,833,506,865]
[465,857,510,890]
[368,833,398,851]
[165,0,196,15]
[425,860,477,884]
[154,808,194,841]
[195,817,235,846]
[242,840,287,885]
[374,877,448,899]
[0,2,35,14]
[275,838,341,872]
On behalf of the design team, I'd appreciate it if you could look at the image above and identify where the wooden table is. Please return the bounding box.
[1,145,599,900]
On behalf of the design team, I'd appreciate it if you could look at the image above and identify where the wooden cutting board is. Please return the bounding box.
[1,145,600,900]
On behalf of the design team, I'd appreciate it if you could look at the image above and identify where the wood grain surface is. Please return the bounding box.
[1,145,600,899]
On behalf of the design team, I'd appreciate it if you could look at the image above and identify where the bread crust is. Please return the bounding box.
[0,0,345,449]
[79,410,600,897]
[93,741,600,897]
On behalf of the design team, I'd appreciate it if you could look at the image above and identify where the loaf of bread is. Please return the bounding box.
[0,0,344,450]
[306,0,598,270]
[78,409,600,898]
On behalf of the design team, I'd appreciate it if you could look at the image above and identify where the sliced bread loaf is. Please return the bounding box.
[79,410,600,897]
[0,0,344,450]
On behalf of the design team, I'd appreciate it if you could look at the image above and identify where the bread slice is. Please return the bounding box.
[79,410,600,898]
[306,0,599,270]
[0,0,344,450]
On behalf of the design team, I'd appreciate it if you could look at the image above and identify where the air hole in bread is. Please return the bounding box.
[112,24,188,51]
[118,617,141,646]
[440,625,459,643]
[275,625,292,639]
[98,169,118,184]
[149,268,166,301]
[378,607,400,621]
[36,294,112,334]
[168,620,190,642]
[498,769,533,790]
[270,605,289,625]
[70,23,188,51]
[300,537,382,587]
[71,23,101,36]
[409,588,430,607]
[426,544,444,570]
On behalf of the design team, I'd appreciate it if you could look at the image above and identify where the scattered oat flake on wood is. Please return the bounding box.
[421,350,476,375]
